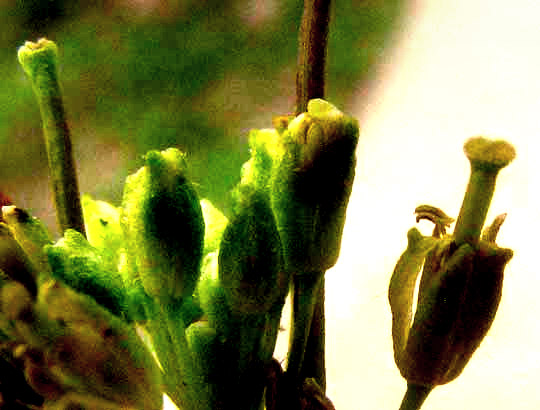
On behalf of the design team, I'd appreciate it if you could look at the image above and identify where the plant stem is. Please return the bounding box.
[295,0,332,115]
[292,0,332,392]
[399,384,433,410]
[18,39,86,237]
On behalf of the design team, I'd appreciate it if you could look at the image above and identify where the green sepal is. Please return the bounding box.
[121,148,204,303]
[388,228,439,365]
[45,230,129,320]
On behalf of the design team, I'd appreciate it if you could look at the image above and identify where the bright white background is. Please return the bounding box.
[319,1,537,409]
[169,1,538,409]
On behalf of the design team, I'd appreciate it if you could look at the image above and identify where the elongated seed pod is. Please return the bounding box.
[17,39,85,236]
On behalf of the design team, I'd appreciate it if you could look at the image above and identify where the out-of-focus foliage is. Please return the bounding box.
[0,0,403,227]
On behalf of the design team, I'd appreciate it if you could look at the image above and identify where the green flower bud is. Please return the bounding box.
[2,206,53,278]
[81,195,123,273]
[45,229,128,319]
[218,187,285,314]
[271,99,359,273]
[121,148,205,303]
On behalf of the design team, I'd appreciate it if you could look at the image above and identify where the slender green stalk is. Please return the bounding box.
[163,308,211,410]
[18,39,86,236]
[399,384,433,410]
[296,0,332,115]
[453,137,515,247]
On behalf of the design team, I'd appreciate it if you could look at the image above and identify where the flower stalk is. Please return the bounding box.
[398,384,433,410]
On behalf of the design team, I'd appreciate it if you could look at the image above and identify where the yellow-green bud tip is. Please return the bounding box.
[17,38,58,77]
[464,136,516,172]
[307,98,341,118]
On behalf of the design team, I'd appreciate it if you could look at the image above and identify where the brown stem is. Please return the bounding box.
[292,0,332,394]
[295,0,332,115]
[301,278,326,391]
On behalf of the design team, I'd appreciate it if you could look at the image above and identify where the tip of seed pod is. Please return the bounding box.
[464,136,516,171]
[17,38,58,75]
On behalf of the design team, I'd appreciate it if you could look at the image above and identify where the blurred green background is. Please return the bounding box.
[0,0,404,235]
